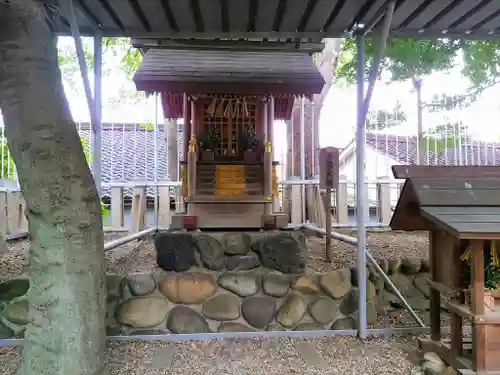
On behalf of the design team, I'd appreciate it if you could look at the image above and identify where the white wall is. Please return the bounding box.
[339,147,402,207]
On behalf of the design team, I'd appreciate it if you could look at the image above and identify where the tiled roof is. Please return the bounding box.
[365,133,500,167]
[77,123,183,198]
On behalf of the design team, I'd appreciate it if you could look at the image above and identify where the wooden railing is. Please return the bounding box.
[0,177,403,237]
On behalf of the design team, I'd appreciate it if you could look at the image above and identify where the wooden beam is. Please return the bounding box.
[131,38,325,53]
[58,29,345,39]
[189,0,205,32]
[159,0,179,31]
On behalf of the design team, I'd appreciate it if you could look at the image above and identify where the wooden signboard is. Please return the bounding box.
[319,147,339,192]
[318,147,339,263]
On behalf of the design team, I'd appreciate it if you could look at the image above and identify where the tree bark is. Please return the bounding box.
[287,39,341,179]
[0,3,107,375]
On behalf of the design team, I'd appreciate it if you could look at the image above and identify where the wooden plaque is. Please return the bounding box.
[319,147,339,190]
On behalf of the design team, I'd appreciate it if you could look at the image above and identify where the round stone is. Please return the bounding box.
[276,293,306,328]
[226,252,260,271]
[331,317,356,330]
[159,273,216,304]
[308,296,339,325]
[154,233,198,272]
[414,273,430,297]
[292,276,320,294]
[202,294,241,321]
[106,274,126,301]
[4,299,29,326]
[223,232,251,255]
[241,296,276,328]
[319,269,352,299]
[0,279,29,301]
[116,297,168,328]
[218,322,255,332]
[194,234,227,270]
[218,273,259,297]
[126,273,156,296]
[293,322,324,331]
[262,272,290,297]
[167,306,210,334]
[0,321,13,338]
[402,258,422,274]
[266,323,286,331]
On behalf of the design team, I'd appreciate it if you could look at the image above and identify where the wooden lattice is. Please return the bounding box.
[203,97,256,157]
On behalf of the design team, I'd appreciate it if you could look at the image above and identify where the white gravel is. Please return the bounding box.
[0,337,421,375]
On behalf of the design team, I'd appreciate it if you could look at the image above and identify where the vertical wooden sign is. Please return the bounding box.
[318,147,340,263]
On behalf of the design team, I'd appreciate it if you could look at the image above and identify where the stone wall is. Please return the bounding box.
[0,253,432,338]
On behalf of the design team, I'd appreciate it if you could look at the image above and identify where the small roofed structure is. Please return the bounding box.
[133,48,324,230]
[390,165,500,375]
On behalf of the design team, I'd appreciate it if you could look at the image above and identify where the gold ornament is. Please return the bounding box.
[188,134,196,153]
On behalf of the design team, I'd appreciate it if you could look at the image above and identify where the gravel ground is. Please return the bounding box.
[0,336,421,375]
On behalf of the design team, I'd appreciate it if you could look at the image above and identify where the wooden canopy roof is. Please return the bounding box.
[133,49,325,96]
[134,48,324,120]
[51,0,500,41]
[390,166,500,239]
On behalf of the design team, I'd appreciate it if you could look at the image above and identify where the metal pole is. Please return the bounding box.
[361,0,395,123]
[355,31,368,339]
[355,2,395,340]
[154,94,159,227]
[300,97,306,222]
[302,223,426,328]
[93,35,102,195]
[104,227,156,252]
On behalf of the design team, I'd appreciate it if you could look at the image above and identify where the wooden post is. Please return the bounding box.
[319,147,339,262]
[263,152,272,215]
[187,149,197,215]
[0,191,8,234]
[376,176,392,225]
[429,231,442,342]
[183,94,191,158]
[165,118,179,181]
[450,240,464,358]
[290,177,302,225]
[110,186,124,228]
[157,186,171,228]
[336,175,348,224]
[7,191,22,234]
[130,185,146,233]
[267,95,274,145]
[470,239,486,372]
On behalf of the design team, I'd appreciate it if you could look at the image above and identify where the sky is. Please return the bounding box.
[2,37,500,157]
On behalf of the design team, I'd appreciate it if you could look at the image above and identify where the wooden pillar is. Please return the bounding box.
[130,185,146,233]
[429,231,442,342]
[165,118,178,181]
[157,186,171,228]
[267,96,274,146]
[470,239,486,372]
[110,186,124,228]
[183,94,191,159]
[262,100,268,139]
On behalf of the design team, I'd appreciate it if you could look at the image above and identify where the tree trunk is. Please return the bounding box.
[0,3,107,375]
[286,39,341,179]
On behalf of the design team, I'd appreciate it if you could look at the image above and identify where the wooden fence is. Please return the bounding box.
[0,178,404,237]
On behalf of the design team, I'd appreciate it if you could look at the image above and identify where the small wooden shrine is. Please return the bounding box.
[134,48,324,229]
[391,165,500,375]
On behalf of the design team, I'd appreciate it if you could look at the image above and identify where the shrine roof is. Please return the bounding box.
[50,0,500,41]
[133,49,325,97]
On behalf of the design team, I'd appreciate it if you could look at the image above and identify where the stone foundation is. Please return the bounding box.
[0,257,433,337]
